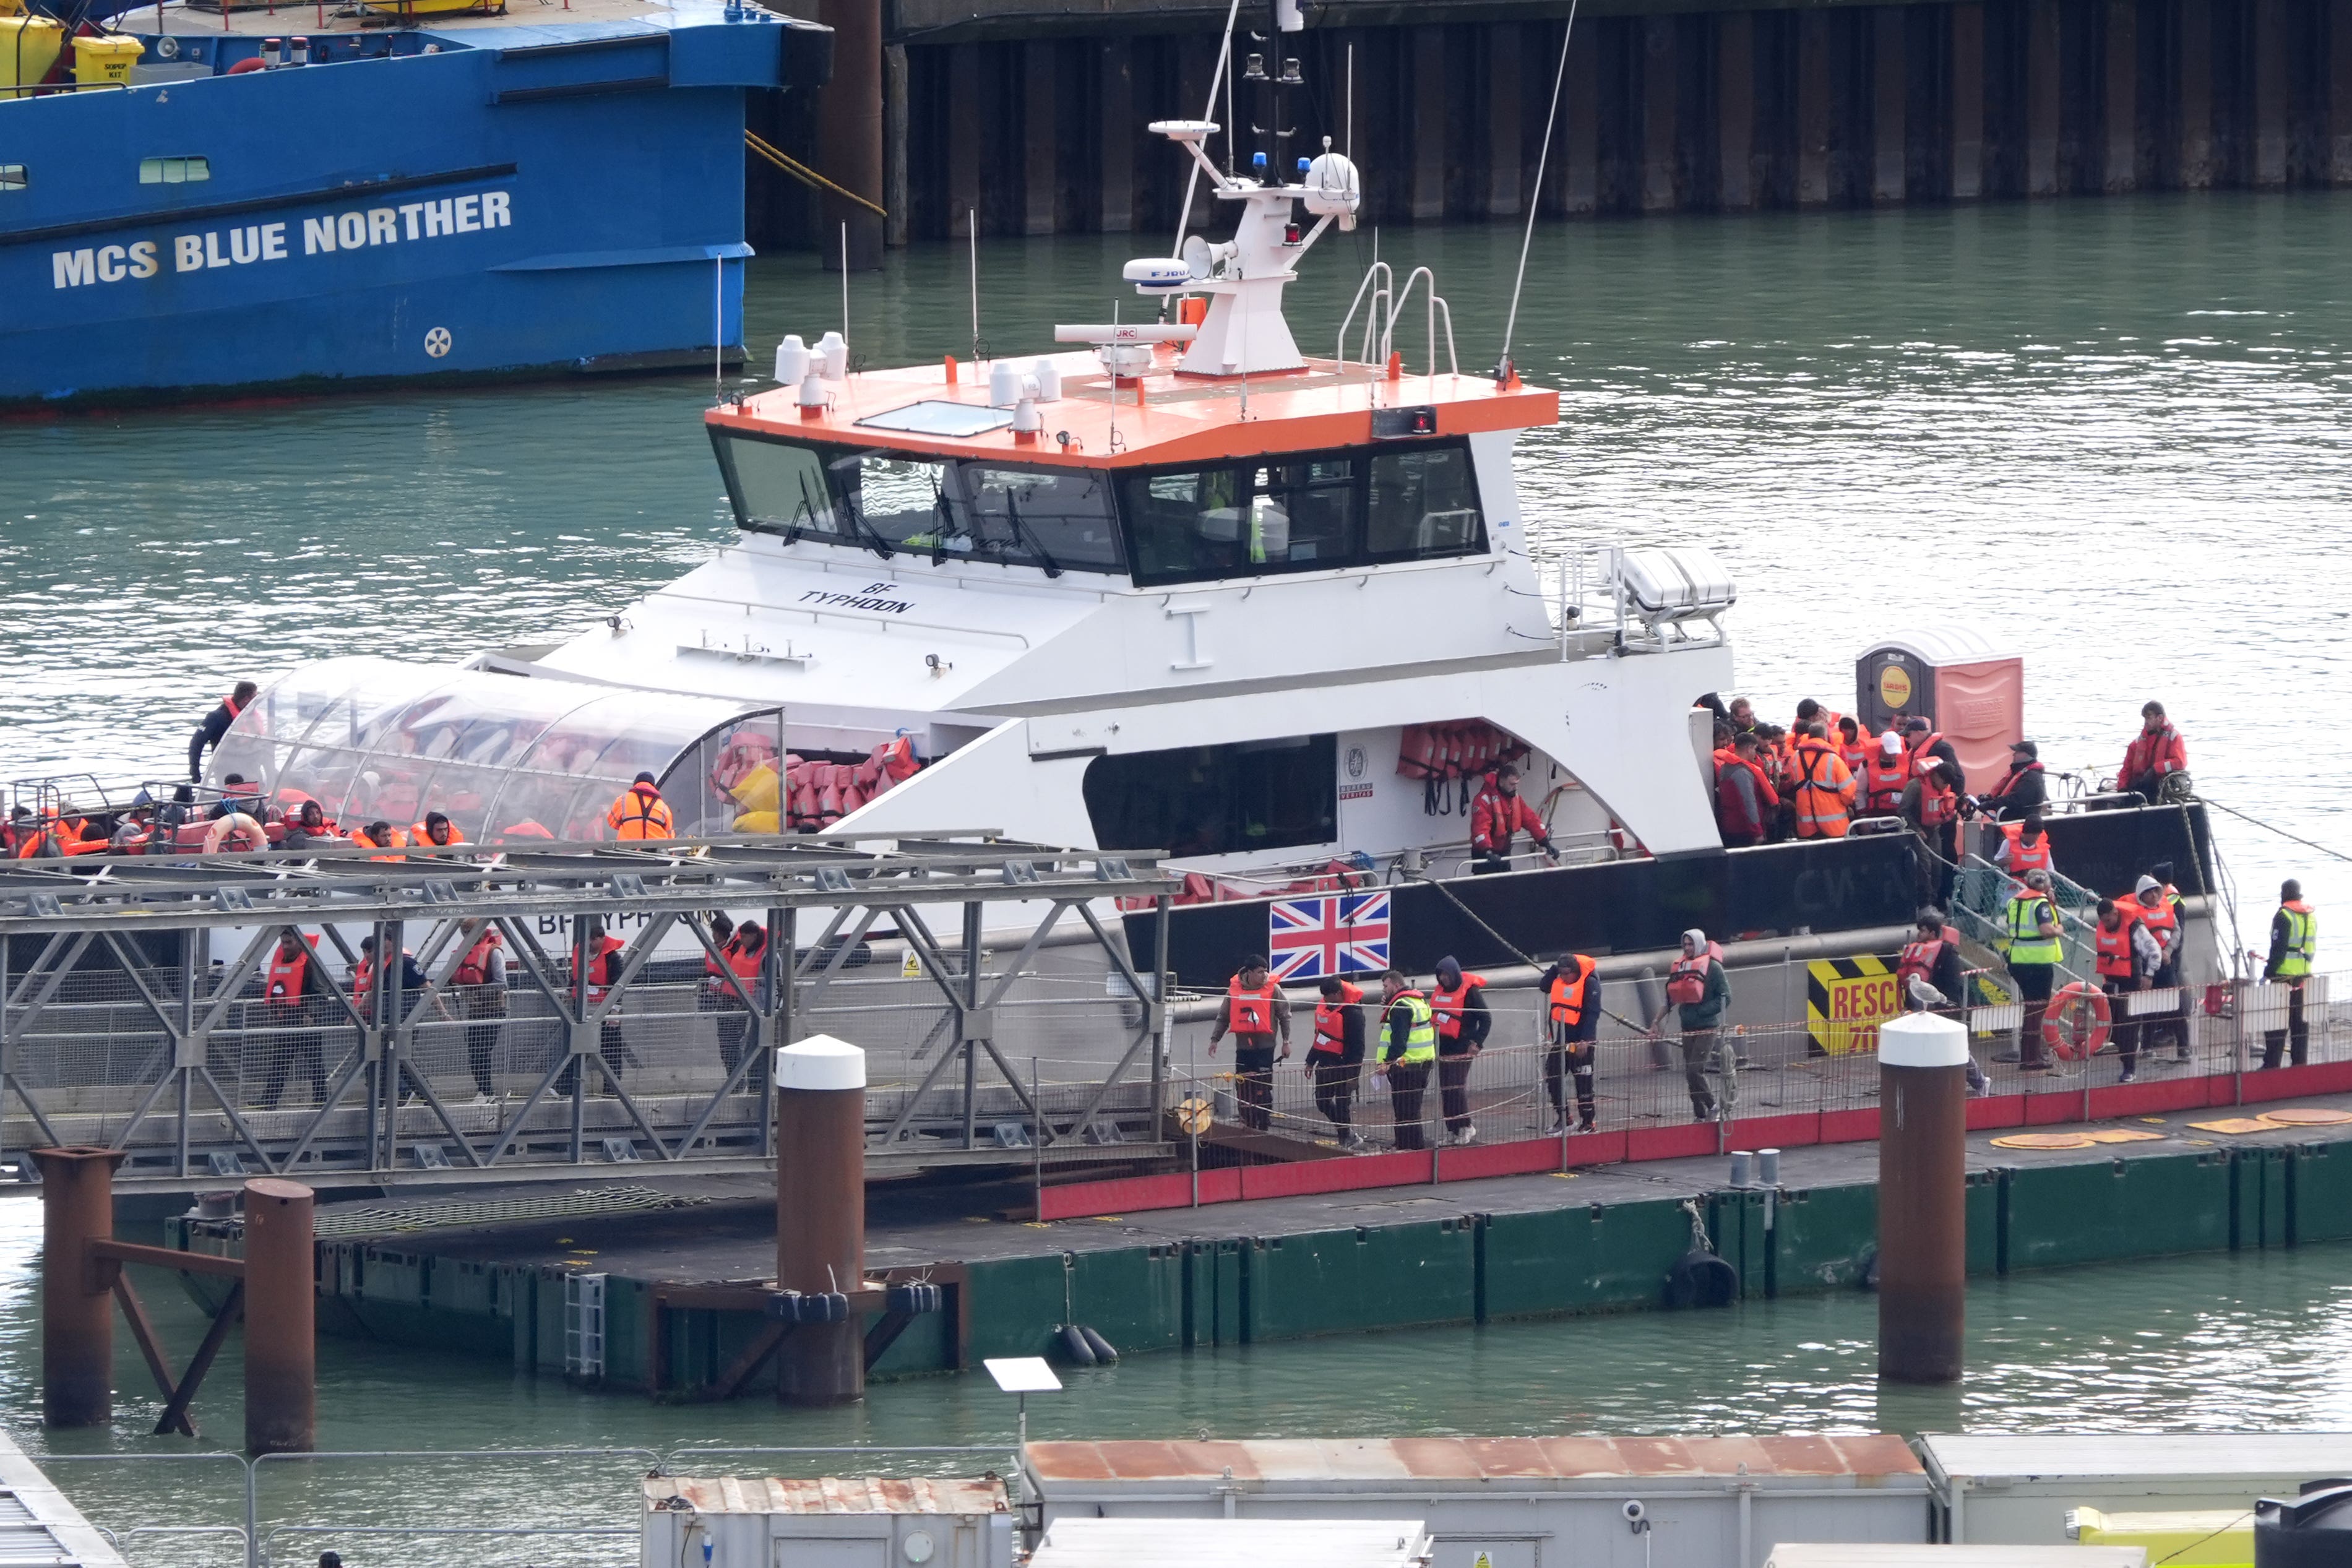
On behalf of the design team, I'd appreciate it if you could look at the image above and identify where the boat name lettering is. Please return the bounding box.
[49,190,512,291]
[799,580,913,614]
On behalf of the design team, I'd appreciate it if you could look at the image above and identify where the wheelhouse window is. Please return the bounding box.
[1083,734,1337,859]
[711,431,1126,574]
[1117,441,1484,587]
[0,166,25,192]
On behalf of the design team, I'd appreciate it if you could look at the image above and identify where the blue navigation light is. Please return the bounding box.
[1297,157,1311,173]
[1251,151,1267,171]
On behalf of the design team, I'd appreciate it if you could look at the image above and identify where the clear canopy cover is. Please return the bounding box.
[208,657,785,842]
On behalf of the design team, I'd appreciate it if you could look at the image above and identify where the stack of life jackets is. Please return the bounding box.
[733,735,924,834]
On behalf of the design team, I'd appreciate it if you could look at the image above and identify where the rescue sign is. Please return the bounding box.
[1805,954,1899,1055]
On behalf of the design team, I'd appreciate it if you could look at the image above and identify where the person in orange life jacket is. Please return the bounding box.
[1,804,29,855]
[2262,878,2318,1069]
[353,934,459,1108]
[1900,756,1965,907]
[1792,722,1858,840]
[1835,715,1872,780]
[1208,955,1290,1132]
[1755,725,1799,841]
[1648,930,1728,1119]
[554,915,635,1096]
[1715,733,1778,848]
[703,917,772,1085]
[1709,720,1738,777]
[1895,908,1989,1095]
[413,811,465,848]
[188,680,257,782]
[258,930,335,1108]
[1980,739,2049,820]
[2119,700,2189,805]
[351,821,410,859]
[1725,697,1760,743]
[606,772,676,842]
[447,918,509,1100]
[1371,968,1436,1151]
[1861,731,1909,817]
[1992,868,2062,1072]
[2119,871,2189,1062]
[1536,951,1601,1132]
[1306,976,1368,1149]
[1793,698,1845,744]
[282,799,341,849]
[1901,716,1963,782]
[1429,957,1491,1145]
[1469,764,1557,875]
[109,798,156,853]
[2092,896,2162,1083]
[1996,814,2055,884]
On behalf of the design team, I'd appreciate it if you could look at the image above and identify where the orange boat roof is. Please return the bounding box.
[707,348,1560,469]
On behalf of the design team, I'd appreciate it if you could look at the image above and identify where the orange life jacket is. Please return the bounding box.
[2001,823,2054,878]
[1916,777,1960,830]
[1227,977,1278,1036]
[1429,973,1487,1040]
[1666,944,1723,1006]
[265,938,316,1009]
[1310,982,1363,1055]
[1548,955,1596,1027]
[352,825,410,861]
[1863,751,1909,813]
[452,929,502,987]
[1837,731,1872,778]
[606,784,675,841]
[1908,731,1948,778]
[1792,739,1855,839]
[411,820,467,848]
[1896,925,1961,992]
[582,933,626,1002]
[2095,915,2138,979]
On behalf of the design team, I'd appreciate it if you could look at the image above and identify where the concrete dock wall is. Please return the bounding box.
[753,0,2352,249]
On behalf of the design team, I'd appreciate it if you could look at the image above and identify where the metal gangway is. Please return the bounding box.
[0,834,1174,1192]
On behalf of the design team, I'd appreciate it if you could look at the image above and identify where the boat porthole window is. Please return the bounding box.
[0,166,24,192]
[138,155,211,186]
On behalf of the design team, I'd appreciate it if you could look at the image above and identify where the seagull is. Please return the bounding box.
[1906,975,1950,1012]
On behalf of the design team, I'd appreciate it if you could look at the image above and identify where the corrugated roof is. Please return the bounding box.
[1919,1434,2352,1483]
[1770,1547,2148,1568]
[647,1476,1009,1515]
[1027,1436,1924,1485]
[1033,1517,1431,1568]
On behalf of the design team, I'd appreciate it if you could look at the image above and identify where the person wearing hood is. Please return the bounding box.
[1980,739,2049,819]
[2119,871,2188,1062]
[1650,929,1729,1119]
[1428,956,1491,1145]
[282,799,342,848]
[1537,950,1601,1132]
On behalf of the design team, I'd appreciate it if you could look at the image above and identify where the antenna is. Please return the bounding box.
[1173,0,1246,259]
[713,254,724,404]
[968,212,980,367]
[1499,0,1580,379]
[1345,43,1353,157]
[840,222,850,348]
[1108,299,1119,451]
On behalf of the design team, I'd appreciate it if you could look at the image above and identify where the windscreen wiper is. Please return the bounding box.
[1002,492,1062,579]
[837,488,895,561]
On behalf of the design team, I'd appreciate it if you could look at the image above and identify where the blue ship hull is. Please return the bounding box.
[1,10,829,408]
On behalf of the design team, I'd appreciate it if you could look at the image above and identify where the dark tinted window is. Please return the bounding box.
[1083,735,1338,858]
[1367,444,1486,559]
[1117,442,1477,586]
[958,466,1125,572]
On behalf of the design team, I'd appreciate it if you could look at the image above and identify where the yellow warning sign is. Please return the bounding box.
[1877,664,1914,709]
[1806,954,1900,1056]
[1472,1554,1494,1568]
[901,950,923,979]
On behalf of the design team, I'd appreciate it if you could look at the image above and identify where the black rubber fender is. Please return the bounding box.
[1860,1247,1880,1293]
[1078,1324,1119,1364]
[767,1290,804,1324]
[1058,1322,1097,1366]
[1665,1248,1739,1309]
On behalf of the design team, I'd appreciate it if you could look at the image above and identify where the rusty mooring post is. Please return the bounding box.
[1877,1011,1970,1383]
[775,1034,866,1405]
[241,1178,316,1454]
[35,1147,125,1428]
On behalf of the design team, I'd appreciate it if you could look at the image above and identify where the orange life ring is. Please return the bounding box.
[200,812,269,854]
[2042,981,2112,1060]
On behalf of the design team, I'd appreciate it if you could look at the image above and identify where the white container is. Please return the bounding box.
[1032,358,1062,401]
[640,1475,1014,1568]
[1768,1547,2147,1568]
[816,330,849,380]
[1616,545,1737,619]
[988,360,1020,407]
[1027,1436,1931,1568]
[1032,1518,1432,1568]
[1917,1433,2352,1545]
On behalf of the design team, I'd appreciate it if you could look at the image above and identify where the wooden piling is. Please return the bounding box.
[1717,12,1755,209]
[2106,0,2139,191]
[1952,2,1986,198]
[818,0,884,267]
[35,1147,123,1429]
[1872,6,1906,202]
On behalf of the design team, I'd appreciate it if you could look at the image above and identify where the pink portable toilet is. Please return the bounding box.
[1853,626,2023,794]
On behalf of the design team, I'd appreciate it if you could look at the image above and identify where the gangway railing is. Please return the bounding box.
[0,835,1174,1191]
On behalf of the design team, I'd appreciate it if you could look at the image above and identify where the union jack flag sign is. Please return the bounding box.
[1269,891,1392,981]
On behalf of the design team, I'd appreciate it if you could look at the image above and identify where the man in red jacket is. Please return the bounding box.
[1715,733,1777,848]
[1469,764,1558,874]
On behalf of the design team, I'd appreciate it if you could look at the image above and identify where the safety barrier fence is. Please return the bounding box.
[33,1442,1020,1568]
[1038,968,2350,1220]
